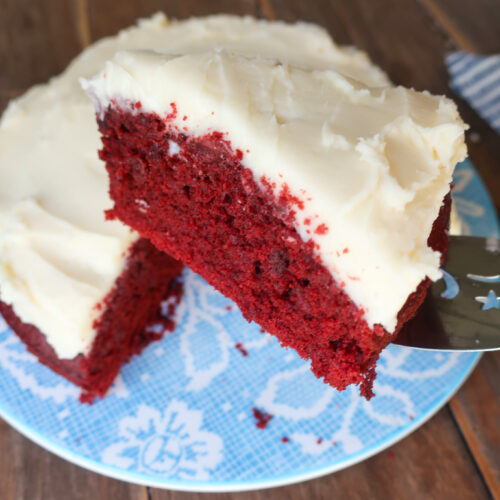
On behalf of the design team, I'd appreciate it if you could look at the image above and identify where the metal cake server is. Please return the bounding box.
[393,235,500,351]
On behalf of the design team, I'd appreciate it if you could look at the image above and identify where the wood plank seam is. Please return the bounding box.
[417,0,476,52]
[257,0,276,20]
[446,404,496,500]
[449,378,500,500]
[75,0,92,48]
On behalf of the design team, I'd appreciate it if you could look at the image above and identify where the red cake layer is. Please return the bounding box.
[0,237,183,403]
[98,105,450,398]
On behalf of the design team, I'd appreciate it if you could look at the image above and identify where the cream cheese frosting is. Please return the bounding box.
[83,49,467,333]
[0,13,392,358]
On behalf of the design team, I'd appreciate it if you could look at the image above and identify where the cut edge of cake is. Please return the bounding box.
[0,238,183,402]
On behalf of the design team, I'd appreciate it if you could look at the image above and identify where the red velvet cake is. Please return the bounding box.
[0,240,183,402]
[84,49,467,397]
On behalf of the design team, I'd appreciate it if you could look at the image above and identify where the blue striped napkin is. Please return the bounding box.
[446,52,500,133]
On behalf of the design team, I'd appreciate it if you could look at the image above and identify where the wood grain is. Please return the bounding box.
[420,0,500,53]
[86,0,258,41]
[0,419,147,500]
[75,0,92,48]
[450,352,500,499]
[269,0,452,92]
[150,408,489,500]
[0,0,81,90]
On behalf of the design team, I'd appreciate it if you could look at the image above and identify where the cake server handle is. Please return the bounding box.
[393,235,500,351]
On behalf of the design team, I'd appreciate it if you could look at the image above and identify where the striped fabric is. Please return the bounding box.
[446,52,500,134]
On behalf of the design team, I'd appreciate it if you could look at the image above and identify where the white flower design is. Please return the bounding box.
[176,271,232,391]
[178,270,271,391]
[255,365,334,420]
[101,400,223,479]
[291,387,362,456]
[362,382,416,426]
[106,373,130,399]
[0,331,79,404]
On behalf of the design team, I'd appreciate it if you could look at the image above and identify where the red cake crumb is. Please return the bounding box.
[281,436,289,443]
[97,105,450,399]
[166,102,177,119]
[0,238,183,402]
[315,224,328,235]
[252,408,273,429]
[235,342,248,357]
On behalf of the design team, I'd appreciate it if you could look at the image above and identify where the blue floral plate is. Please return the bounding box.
[0,159,497,492]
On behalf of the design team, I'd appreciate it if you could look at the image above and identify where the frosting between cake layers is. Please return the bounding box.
[83,49,467,333]
[0,13,391,358]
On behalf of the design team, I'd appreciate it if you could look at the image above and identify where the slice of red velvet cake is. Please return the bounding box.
[84,49,467,397]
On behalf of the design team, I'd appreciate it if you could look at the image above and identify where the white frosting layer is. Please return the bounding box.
[84,49,467,333]
[0,13,391,358]
[449,201,462,235]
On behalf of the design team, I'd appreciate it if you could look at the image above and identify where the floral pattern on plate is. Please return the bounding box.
[0,159,497,491]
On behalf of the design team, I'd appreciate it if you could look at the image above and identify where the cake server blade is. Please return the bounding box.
[393,235,500,351]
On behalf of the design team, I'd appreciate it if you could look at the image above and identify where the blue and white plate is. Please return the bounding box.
[0,160,497,492]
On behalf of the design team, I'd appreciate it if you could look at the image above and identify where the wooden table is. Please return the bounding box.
[1,1,499,498]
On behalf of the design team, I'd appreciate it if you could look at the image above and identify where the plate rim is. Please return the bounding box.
[0,352,481,492]
[0,159,497,492]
